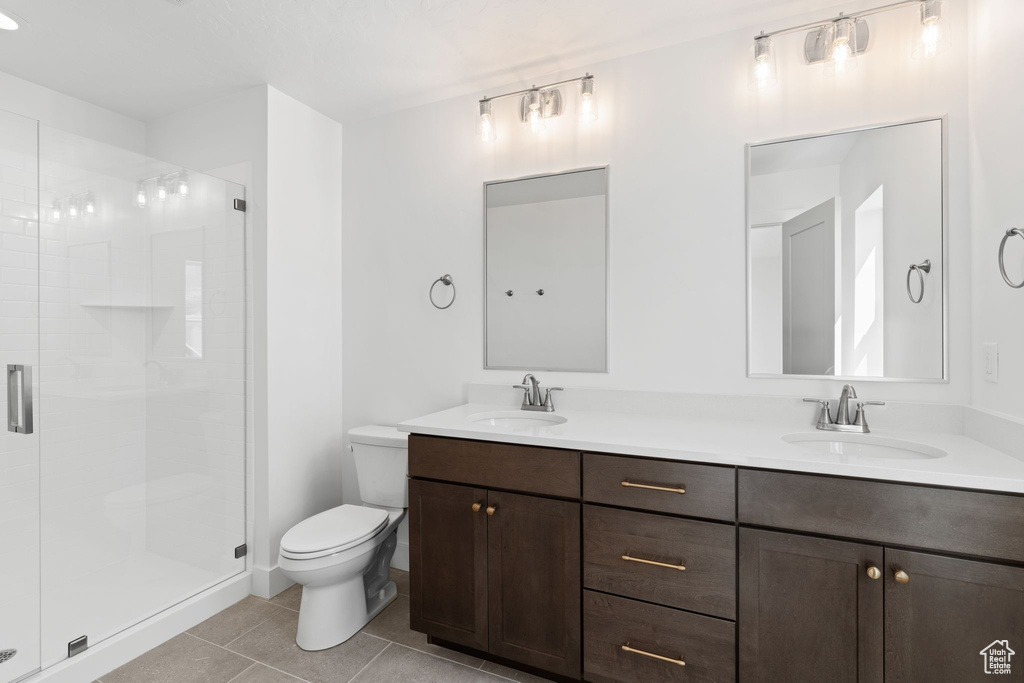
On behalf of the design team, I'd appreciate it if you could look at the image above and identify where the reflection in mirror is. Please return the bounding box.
[485,167,608,371]
[747,119,945,380]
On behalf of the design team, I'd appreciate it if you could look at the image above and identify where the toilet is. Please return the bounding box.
[278,425,408,651]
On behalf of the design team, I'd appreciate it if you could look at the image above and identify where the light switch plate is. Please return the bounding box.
[984,343,999,383]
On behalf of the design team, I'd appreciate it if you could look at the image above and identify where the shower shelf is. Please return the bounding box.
[79,302,175,309]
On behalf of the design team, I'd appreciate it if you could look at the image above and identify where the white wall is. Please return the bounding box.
[0,69,145,152]
[342,0,972,507]
[969,0,1024,420]
[263,87,345,592]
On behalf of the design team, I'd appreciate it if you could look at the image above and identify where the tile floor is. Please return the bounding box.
[96,570,553,683]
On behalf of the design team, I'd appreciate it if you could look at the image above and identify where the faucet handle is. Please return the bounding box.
[803,398,834,427]
[853,401,886,429]
[513,384,533,405]
[543,387,564,410]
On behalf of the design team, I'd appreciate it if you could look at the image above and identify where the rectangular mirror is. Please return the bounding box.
[485,167,608,371]
[746,119,945,381]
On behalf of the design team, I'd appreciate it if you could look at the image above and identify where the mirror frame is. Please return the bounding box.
[744,116,949,383]
[483,165,611,372]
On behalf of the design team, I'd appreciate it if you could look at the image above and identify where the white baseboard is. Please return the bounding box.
[392,541,409,572]
[23,572,251,683]
[251,563,294,599]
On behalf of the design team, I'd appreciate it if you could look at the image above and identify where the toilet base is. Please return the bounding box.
[295,578,398,651]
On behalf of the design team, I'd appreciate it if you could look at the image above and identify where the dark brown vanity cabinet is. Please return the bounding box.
[738,470,1024,683]
[408,436,582,678]
[884,549,1024,683]
[738,529,884,683]
[409,435,1024,683]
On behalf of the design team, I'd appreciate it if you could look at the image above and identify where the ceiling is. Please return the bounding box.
[0,0,847,124]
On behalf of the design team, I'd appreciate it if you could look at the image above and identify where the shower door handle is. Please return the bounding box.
[7,364,33,434]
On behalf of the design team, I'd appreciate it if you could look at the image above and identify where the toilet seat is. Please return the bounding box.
[280,504,389,560]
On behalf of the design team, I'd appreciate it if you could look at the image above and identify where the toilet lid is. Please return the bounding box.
[280,504,389,559]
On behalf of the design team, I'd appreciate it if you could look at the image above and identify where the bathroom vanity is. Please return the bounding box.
[403,404,1024,683]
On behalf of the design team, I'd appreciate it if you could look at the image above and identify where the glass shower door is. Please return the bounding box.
[0,110,41,683]
[37,127,247,668]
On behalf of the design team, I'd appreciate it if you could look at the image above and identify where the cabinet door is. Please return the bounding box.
[886,549,1024,682]
[487,490,581,678]
[739,528,883,683]
[409,479,488,651]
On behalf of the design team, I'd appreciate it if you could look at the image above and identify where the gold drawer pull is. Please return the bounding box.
[621,642,685,667]
[621,554,685,571]
[621,480,685,494]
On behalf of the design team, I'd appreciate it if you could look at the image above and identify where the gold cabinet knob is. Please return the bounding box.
[486,505,497,516]
[471,502,482,512]
[894,570,910,584]
[866,566,881,580]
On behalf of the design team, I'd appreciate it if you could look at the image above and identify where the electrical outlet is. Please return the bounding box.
[984,343,999,383]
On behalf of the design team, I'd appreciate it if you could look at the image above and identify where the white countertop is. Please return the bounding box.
[399,403,1024,494]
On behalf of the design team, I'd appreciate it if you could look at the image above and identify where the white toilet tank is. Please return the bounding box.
[349,425,409,508]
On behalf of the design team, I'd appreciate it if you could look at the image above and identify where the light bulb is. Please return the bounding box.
[52,205,61,221]
[525,89,545,133]
[136,185,147,208]
[157,177,168,201]
[529,108,544,133]
[751,35,777,91]
[178,172,190,197]
[578,76,597,123]
[826,16,859,75]
[85,194,95,214]
[478,100,496,142]
[914,0,949,59]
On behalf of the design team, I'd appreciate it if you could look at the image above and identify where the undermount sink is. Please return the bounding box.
[783,432,947,462]
[469,411,568,429]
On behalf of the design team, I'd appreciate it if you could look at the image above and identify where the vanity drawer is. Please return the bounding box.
[583,505,735,618]
[408,435,580,499]
[583,590,736,683]
[738,469,1024,562]
[583,453,735,521]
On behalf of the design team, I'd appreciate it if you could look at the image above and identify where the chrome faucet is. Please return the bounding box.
[513,374,563,412]
[836,384,857,425]
[803,384,885,433]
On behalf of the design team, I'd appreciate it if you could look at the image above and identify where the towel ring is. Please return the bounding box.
[906,260,931,304]
[999,228,1024,289]
[429,274,456,309]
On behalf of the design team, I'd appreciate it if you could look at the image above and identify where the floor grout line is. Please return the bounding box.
[223,662,257,683]
[184,632,312,683]
[385,643,523,682]
[219,605,286,649]
[345,641,392,683]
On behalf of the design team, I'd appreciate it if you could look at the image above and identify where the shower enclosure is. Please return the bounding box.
[0,109,247,683]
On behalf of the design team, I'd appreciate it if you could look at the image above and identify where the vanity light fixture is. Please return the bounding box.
[525,88,545,133]
[475,73,596,142]
[753,0,951,86]
[578,75,598,123]
[914,0,949,58]
[135,169,191,206]
[478,100,496,142]
[752,33,778,91]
